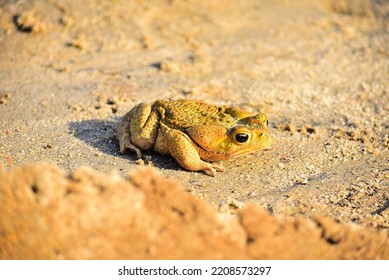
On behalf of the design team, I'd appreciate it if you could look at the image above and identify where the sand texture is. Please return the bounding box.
[0,0,388,259]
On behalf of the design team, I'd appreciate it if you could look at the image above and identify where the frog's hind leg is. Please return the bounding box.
[117,110,143,159]
[117,103,159,159]
[165,129,224,176]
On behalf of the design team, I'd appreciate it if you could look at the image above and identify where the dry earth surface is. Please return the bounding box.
[0,0,388,259]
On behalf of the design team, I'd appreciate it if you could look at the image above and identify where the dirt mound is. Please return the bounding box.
[0,164,387,259]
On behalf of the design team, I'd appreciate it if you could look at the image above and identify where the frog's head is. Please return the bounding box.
[226,113,272,156]
[186,113,272,159]
[229,112,271,150]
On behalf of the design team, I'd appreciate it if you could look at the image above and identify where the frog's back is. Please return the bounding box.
[153,99,237,129]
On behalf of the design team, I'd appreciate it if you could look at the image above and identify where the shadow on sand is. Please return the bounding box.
[68,119,180,172]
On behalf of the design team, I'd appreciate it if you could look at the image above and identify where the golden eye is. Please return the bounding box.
[232,127,252,144]
[235,133,249,143]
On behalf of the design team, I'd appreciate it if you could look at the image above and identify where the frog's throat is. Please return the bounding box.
[186,134,231,161]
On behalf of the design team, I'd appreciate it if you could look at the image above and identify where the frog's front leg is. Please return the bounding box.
[117,103,159,159]
[163,128,224,176]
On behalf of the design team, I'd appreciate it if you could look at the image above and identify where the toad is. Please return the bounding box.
[117,99,271,176]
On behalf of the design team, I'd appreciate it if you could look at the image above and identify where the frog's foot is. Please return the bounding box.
[118,137,143,160]
[164,129,225,176]
[203,163,224,177]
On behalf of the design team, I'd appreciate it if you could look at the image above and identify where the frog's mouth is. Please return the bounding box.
[188,130,272,161]
[228,131,273,156]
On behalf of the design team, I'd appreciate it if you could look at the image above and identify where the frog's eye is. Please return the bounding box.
[232,127,252,144]
[235,133,250,143]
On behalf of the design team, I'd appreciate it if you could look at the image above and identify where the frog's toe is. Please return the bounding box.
[130,146,143,159]
[119,140,143,159]
[203,163,224,176]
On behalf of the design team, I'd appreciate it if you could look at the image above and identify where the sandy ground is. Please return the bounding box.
[0,0,388,259]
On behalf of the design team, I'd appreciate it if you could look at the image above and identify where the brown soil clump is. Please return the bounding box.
[0,164,387,259]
